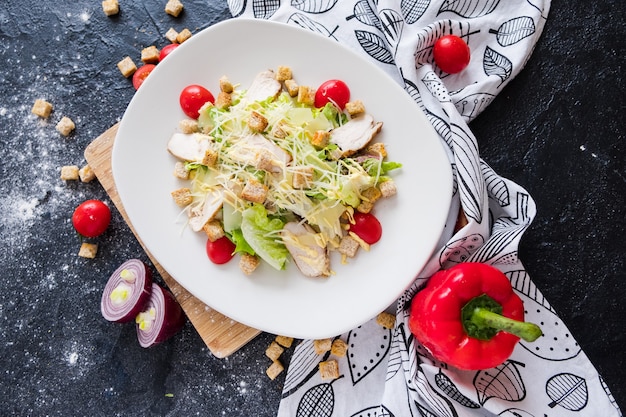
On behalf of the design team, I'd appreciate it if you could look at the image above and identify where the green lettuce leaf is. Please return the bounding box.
[240,204,288,270]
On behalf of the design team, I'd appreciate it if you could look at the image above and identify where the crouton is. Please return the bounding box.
[297,86,315,106]
[239,253,260,275]
[60,165,79,181]
[176,28,192,43]
[248,111,268,133]
[31,99,53,118]
[310,130,330,149]
[117,56,137,78]
[270,121,288,139]
[266,360,284,380]
[356,200,373,214]
[55,116,75,136]
[171,187,193,207]
[275,335,294,348]
[102,0,119,16]
[345,100,365,116]
[265,341,284,361]
[241,179,268,204]
[275,66,292,82]
[165,28,179,43]
[284,79,299,97]
[202,149,218,167]
[331,339,348,357]
[319,359,339,380]
[376,311,395,330]
[292,166,314,189]
[313,338,332,355]
[219,76,233,93]
[366,142,387,158]
[361,186,382,203]
[165,0,184,17]
[78,242,98,259]
[178,118,199,134]
[173,161,189,179]
[378,180,397,198]
[215,91,232,109]
[337,235,359,258]
[79,165,96,183]
[202,220,224,242]
[141,46,160,64]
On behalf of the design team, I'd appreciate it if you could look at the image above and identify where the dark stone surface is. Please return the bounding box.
[0,1,623,415]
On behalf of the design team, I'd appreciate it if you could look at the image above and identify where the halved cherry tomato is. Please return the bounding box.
[72,200,111,238]
[206,236,236,265]
[314,79,350,110]
[349,212,382,245]
[159,43,179,61]
[132,64,156,90]
[180,84,214,119]
[433,35,470,74]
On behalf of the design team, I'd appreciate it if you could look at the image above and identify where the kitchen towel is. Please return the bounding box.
[228,1,623,416]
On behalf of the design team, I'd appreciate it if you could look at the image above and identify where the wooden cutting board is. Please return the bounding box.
[84,124,261,358]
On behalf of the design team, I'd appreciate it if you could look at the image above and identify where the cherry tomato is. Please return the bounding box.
[72,200,111,238]
[206,236,236,265]
[132,64,156,90]
[349,212,382,245]
[159,43,179,61]
[179,84,215,119]
[314,79,350,110]
[433,35,470,74]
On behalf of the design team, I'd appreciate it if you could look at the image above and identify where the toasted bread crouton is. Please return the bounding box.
[356,200,373,214]
[31,99,53,118]
[345,100,365,116]
[241,179,268,204]
[173,161,189,179]
[265,341,284,361]
[78,242,98,259]
[165,0,184,17]
[331,339,348,357]
[361,186,382,203]
[215,91,232,109]
[284,79,299,97]
[319,360,339,380]
[239,253,260,275]
[266,360,284,380]
[202,220,224,242]
[171,187,193,207]
[165,28,179,43]
[270,121,288,139]
[275,66,292,82]
[248,111,268,133]
[313,338,332,355]
[219,76,234,93]
[366,142,387,158]
[376,311,395,330]
[117,56,137,78]
[275,335,294,348]
[292,166,314,189]
[202,148,218,167]
[102,0,119,16]
[141,46,160,64]
[297,86,315,106]
[56,116,75,136]
[310,130,330,149]
[176,28,192,43]
[60,165,80,181]
[378,180,397,198]
[79,165,96,183]
[348,231,370,251]
[338,235,359,258]
[178,118,199,134]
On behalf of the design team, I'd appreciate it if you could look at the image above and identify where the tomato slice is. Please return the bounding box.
[349,212,382,245]
[159,43,179,61]
[314,79,350,110]
[180,84,215,119]
[206,236,236,264]
[72,200,112,238]
[132,64,156,90]
[433,35,470,74]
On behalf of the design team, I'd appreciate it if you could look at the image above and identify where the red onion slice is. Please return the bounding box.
[101,259,152,323]
[135,283,186,348]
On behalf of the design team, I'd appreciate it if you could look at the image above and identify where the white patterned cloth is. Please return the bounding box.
[228,1,623,416]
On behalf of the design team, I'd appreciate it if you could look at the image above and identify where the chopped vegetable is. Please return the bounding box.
[136,283,185,348]
[101,259,153,323]
[408,262,542,370]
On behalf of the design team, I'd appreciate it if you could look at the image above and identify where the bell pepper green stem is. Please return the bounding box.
[470,308,543,342]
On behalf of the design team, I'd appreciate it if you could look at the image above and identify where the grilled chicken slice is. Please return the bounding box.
[330,114,383,157]
[188,189,224,232]
[227,133,291,172]
[245,70,282,103]
[167,133,213,162]
[282,222,330,278]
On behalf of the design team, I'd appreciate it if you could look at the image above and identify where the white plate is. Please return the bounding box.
[112,18,452,339]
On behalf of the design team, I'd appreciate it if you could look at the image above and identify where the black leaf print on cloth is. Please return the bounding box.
[346,0,380,28]
[386,323,417,382]
[404,76,425,108]
[468,216,527,263]
[288,13,338,39]
[423,72,451,102]
[296,376,343,417]
[415,371,459,417]
[227,0,247,17]
[283,340,332,398]
[484,46,513,86]
[355,30,395,64]
[347,320,392,384]
[414,20,477,68]
[401,0,431,24]
[435,369,480,408]
[498,408,536,417]
[291,0,338,14]
[546,373,589,411]
[253,0,279,19]
[438,0,500,18]
[481,160,510,207]
[473,360,526,406]
[450,121,484,223]
[439,234,485,266]
[490,16,536,47]
[454,92,496,120]
[350,405,395,417]
[379,8,404,54]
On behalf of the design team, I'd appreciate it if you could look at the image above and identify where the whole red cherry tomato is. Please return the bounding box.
[132,64,156,90]
[206,236,236,265]
[314,79,350,110]
[180,84,215,119]
[72,200,111,238]
[159,43,179,61]
[349,212,382,245]
[433,35,470,74]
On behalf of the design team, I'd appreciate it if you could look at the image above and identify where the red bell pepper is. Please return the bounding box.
[408,262,542,370]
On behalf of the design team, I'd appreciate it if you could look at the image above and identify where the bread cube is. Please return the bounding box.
[165,0,184,17]
[79,165,96,183]
[102,0,119,16]
[141,46,160,64]
[60,165,80,181]
[318,360,339,380]
[78,242,98,259]
[165,28,179,43]
[31,99,53,118]
[117,56,137,78]
[55,116,75,136]
[176,28,192,43]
